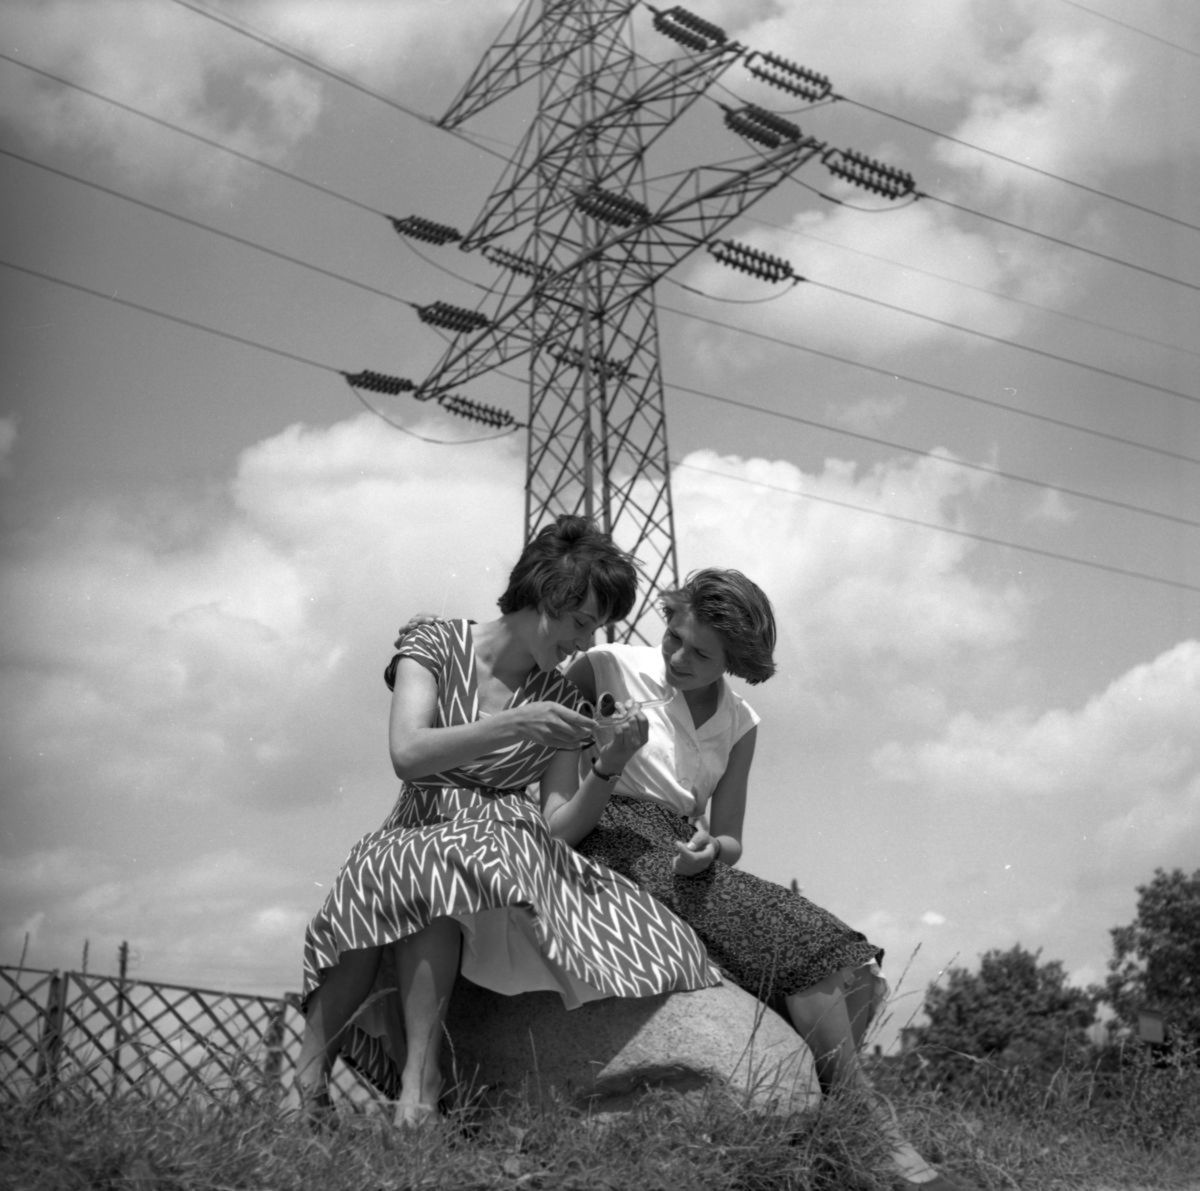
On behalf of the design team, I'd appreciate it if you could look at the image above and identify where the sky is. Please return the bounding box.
[0,0,1197,1053]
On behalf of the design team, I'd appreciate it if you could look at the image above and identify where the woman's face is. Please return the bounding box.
[532,590,604,672]
[661,607,727,691]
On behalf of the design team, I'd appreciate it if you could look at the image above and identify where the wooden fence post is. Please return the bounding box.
[34,970,67,1106]
[111,941,128,1100]
[262,997,288,1099]
[1,963,306,1108]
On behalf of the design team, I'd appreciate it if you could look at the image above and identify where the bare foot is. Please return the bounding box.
[294,1079,336,1131]
[393,1100,437,1129]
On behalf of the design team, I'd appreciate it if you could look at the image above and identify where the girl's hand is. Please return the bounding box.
[593,702,648,774]
[510,700,597,749]
[395,612,443,648]
[672,816,719,876]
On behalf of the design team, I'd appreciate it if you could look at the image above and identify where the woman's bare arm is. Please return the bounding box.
[388,657,595,779]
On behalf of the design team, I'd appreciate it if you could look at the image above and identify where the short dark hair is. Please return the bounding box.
[661,568,776,684]
[498,514,638,624]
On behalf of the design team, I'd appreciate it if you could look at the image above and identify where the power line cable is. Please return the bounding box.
[0,146,411,307]
[8,46,1194,374]
[6,254,1192,592]
[18,15,1190,367]
[838,93,1200,236]
[658,302,1200,469]
[803,276,1199,407]
[918,192,1200,293]
[10,118,1197,488]
[401,228,1200,469]
[170,0,1200,285]
[9,24,1198,475]
[786,165,1200,294]
[168,0,435,125]
[404,222,1200,472]
[0,51,387,217]
[673,456,1200,595]
[0,258,519,445]
[16,129,1189,479]
[744,212,1200,361]
[4,258,338,373]
[683,28,1200,287]
[167,0,509,164]
[665,380,1200,528]
[672,241,1199,409]
[21,90,1194,465]
[397,235,1200,476]
[70,103,1178,505]
[7,12,1195,587]
[1054,0,1200,60]
[632,20,1197,237]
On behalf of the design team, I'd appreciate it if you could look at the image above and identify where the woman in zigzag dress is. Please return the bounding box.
[296,515,719,1125]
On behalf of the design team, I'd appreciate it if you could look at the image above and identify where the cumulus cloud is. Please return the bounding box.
[828,393,909,435]
[707,0,989,106]
[0,0,322,201]
[1025,488,1077,526]
[0,844,309,988]
[0,0,510,203]
[673,446,1025,676]
[713,0,1198,165]
[0,411,531,980]
[682,201,1034,358]
[874,639,1200,805]
[669,0,1193,364]
[250,0,514,92]
[0,412,526,815]
[937,4,1200,191]
[869,637,1200,963]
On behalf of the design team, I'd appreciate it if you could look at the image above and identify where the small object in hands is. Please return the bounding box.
[583,689,675,723]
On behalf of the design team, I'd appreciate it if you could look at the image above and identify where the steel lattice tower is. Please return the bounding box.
[366,3,908,639]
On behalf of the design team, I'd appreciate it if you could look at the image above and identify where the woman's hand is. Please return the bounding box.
[593,702,649,775]
[672,815,719,876]
[395,612,442,648]
[508,700,597,750]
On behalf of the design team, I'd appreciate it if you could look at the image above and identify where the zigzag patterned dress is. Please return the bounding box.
[301,620,720,1097]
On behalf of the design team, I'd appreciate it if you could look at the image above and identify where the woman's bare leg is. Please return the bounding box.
[786,971,941,1185]
[844,962,886,1050]
[296,946,382,1108]
[393,917,462,1125]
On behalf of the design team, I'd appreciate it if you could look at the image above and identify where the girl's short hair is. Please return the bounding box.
[497,514,638,624]
[661,568,776,684]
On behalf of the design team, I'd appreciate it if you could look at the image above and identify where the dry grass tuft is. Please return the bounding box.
[3,1042,1198,1190]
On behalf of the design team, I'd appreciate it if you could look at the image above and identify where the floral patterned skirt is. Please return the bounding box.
[576,796,882,1017]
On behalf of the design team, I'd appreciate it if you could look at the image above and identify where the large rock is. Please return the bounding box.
[440,979,820,1113]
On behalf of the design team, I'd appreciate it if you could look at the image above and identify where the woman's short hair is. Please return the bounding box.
[498,514,638,624]
[661,568,776,684]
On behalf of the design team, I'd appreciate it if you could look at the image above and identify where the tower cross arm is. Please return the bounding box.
[439,0,635,129]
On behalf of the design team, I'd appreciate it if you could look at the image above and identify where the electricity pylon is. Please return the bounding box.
[352,2,912,640]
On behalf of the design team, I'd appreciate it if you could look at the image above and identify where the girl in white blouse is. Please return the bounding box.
[539,568,968,1191]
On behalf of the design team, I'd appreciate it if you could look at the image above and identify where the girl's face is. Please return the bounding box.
[661,607,727,691]
[532,590,603,672]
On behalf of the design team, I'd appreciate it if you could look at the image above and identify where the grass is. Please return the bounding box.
[3,1046,1199,1191]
